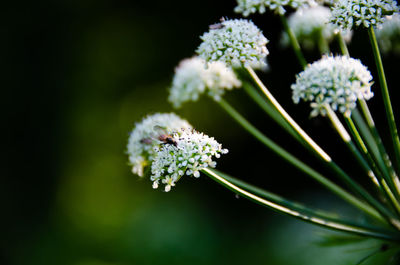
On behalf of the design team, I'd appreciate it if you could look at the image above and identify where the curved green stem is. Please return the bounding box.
[242,82,301,142]
[336,31,399,195]
[280,14,307,69]
[345,116,400,216]
[318,30,330,55]
[217,98,385,223]
[203,168,399,241]
[368,27,400,173]
[245,67,394,224]
[246,67,332,163]
[337,32,350,56]
[336,30,399,195]
[325,105,400,228]
[357,100,400,199]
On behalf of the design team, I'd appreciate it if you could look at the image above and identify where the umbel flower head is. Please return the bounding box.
[281,6,353,50]
[291,55,374,117]
[150,128,228,192]
[376,13,400,54]
[330,0,399,30]
[196,18,269,69]
[127,113,192,177]
[234,0,312,16]
[168,57,242,108]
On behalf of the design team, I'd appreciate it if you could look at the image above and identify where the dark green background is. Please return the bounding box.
[3,1,400,264]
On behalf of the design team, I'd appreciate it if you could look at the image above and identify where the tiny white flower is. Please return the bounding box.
[150,128,228,192]
[291,55,374,117]
[196,19,269,70]
[281,6,352,50]
[152,181,159,189]
[376,13,400,54]
[127,113,192,177]
[330,0,399,30]
[168,57,242,108]
[234,0,315,16]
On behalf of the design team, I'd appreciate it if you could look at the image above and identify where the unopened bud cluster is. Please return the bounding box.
[197,19,269,70]
[168,57,241,108]
[235,0,312,16]
[291,56,374,117]
[330,0,399,30]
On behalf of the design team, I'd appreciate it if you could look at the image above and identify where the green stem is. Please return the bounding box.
[242,82,301,142]
[356,101,400,199]
[217,98,385,223]
[335,34,398,188]
[245,67,393,220]
[344,116,381,186]
[325,105,400,227]
[280,14,307,69]
[368,27,400,173]
[337,32,350,56]
[246,67,332,163]
[345,116,400,216]
[318,30,330,55]
[354,106,391,177]
[203,168,399,241]
[344,117,381,188]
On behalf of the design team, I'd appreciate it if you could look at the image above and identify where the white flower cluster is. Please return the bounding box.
[376,14,400,54]
[234,0,312,15]
[150,128,229,192]
[291,56,374,117]
[330,0,399,30]
[281,6,352,50]
[168,57,242,108]
[196,19,269,69]
[315,0,335,5]
[127,113,192,177]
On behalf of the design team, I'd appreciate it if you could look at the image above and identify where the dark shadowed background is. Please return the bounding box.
[3,1,400,265]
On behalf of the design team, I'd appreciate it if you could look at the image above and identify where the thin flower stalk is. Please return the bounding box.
[317,30,330,55]
[246,66,332,162]
[336,34,399,188]
[352,105,400,200]
[325,104,400,228]
[337,32,350,56]
[368,26,400,172]
[344,116,383,190]
[203,168,399,241]
[211,168,400,239]
[359,99,399,178]
[218,98,385,223]
[242,81,302,142]
[279,14,307,68]
[246,65,396,225]
[344,115,400,216]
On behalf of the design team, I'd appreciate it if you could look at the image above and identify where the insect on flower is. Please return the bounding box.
[209,17,226,30]
[153,125,178,147]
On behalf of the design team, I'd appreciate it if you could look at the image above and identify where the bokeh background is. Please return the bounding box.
[3,1,400,265]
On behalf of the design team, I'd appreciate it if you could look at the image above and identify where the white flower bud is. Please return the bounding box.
[376,14,400,54]
[197,19,269,70]
[291,55,374,117]
[127,113,192,177]
[150,128,228,192]
[330,0,399,30]
[234,0,314,16]
[281,6,352,50]
[168,57,242,108]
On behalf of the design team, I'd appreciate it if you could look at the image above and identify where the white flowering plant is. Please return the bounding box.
[127,0,400,263]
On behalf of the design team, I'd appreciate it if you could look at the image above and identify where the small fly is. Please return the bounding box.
[209,17,226,30]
